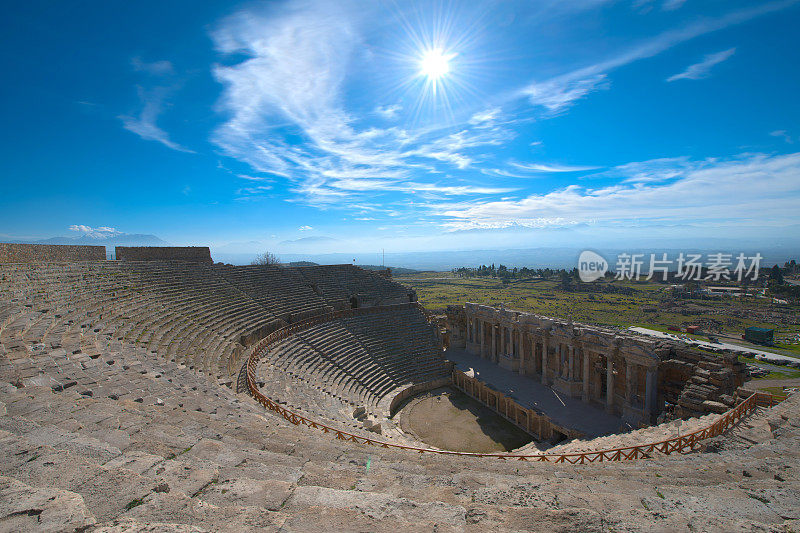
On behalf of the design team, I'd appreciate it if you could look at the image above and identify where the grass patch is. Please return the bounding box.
[125,498,144,511]
[758,386,792,396]
[759,370,800,380]
[401,275,797,342]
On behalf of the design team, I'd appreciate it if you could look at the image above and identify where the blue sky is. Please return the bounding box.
[1,0,799,256]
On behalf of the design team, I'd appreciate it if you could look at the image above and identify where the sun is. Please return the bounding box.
[419,48,453,80]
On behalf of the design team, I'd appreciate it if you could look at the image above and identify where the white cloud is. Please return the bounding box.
[399,183,517,195]
[510,161,600,173]
[520,75,608,113]
[69,225,122,238]
[636,0,688,10]
[770,130,794,144]
[518,1,792,112]
[585,157,692,183]
[120,86,193,153]
[438,152,800,230]
[131,57,174,76]
[662,0,687,10]
[480,168,533,179]
[299,225,313,231]
[237,174,274,181]
[468,107,502,126]
[375,104,402,119]
[210,1,521,208]
[235,184,273,200]
[667,48,736,82]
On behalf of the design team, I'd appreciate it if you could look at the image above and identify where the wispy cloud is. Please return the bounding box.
[667,48,736,82]
[375,104,402,119]
[662,0,687,11]
[131,57,174,76]
[438,152,800,230]
[208,0,798,224]
[210,1,521,208]
[518,1,794,112]
[299,225,313,231]
[69,225,122,238]
[770,130,795,144]
[120,86,193,153]
[635,0,688,11]
[520,75,608,113]
[120,58,192,153]
[234,184,273,201]
[468,107,502,126]
[237,174,275,182]
[510,161,600,173]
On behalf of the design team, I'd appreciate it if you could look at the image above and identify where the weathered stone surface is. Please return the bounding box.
[285,486,467,527]
[198,478,293,511]
[0,475,96,532]
[94,517,207,532]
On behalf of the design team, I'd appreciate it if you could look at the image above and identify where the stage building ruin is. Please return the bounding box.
[445,303,747,427]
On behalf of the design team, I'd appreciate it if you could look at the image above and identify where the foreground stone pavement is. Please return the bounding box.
[0,348,798,532]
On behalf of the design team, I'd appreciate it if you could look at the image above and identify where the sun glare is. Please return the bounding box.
[420,48,452,80]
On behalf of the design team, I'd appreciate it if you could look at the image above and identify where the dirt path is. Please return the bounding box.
[744,378,800,391]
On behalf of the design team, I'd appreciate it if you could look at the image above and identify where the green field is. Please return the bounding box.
[397,275,800,355]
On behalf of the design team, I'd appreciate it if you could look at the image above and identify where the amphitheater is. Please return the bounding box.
[0,243,798,532]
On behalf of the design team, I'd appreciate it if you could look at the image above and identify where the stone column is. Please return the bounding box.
[519,332,526,376]
[491,324,496,362]
[626,360,636,405]
[531,333,536,376]
[512,328,517,358]
[568,346,575,381]
[541,335,549,385]
[555,343,561,378]
[480,321,486,359]
[606,356,615,414]
[582,348,590,403]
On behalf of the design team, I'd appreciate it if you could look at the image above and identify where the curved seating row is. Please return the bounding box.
[256,306,450,423]
[0,261,416,383]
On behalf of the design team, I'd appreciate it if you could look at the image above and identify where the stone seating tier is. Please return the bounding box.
[256,307,449,420]
[0,262,417,383]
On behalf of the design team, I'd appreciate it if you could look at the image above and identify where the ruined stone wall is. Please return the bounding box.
[452,370,581,443]
[115,246,213,263]
[0,243,106,263]
[656,341,748,418]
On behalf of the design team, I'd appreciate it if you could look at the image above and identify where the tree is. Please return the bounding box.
[770,265,784,284]
[560,270,574,291]
[252,251,281,266]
